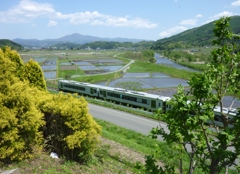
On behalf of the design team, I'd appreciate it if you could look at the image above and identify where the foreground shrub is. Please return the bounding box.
[0,47,101,164]
[41,92,101,162]
[0,83,45,163]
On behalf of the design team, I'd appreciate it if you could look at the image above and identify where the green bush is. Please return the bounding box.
[0,47,101,164]
[41,93,101,162]
[0,47,45,163]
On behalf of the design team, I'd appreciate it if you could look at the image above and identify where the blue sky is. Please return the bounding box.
[0,0,239,41]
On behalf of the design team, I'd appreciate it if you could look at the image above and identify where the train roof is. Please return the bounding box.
[59,80,171,101]
[214,106,237,115]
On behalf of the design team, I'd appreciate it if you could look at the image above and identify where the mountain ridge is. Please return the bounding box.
[13,33,145,48]
[0,39,23,50]
[151,15,240,50]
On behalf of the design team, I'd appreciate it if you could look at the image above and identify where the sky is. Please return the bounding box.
[0,0,240,41]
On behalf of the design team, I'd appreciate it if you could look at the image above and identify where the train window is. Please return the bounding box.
[64,84,85,91]
[131,97,137,102]
[142,99,148,104]
[122,95,137,102]
[107,92,120,98]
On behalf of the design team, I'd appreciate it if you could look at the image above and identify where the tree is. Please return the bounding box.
[0,46,24,83]
[40,93,101,162]
[0,47,101,164]
[150,17,240,173]
[23,59,47,91]
[0,47,45,162]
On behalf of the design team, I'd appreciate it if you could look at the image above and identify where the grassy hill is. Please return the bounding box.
[0,39,23,51]
[151,15,240,50]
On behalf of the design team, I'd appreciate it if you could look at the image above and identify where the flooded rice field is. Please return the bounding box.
[20,52,240,108]
[98,65,123,72]
[43,71,56,79]
[95,72,189,89]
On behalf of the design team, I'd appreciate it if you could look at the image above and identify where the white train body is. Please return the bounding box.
[58,80,238,127]
[58,80,171,111]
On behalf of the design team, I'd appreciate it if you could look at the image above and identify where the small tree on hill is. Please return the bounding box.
[149,16,240,173]
[24,59,47,91]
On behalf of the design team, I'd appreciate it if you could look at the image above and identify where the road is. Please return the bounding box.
[88,103,169,141]
[88,103,239,163]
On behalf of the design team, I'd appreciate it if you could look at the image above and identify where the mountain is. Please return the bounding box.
[12,33,144,48]
[151,15,240,50]
[0,39,23,50]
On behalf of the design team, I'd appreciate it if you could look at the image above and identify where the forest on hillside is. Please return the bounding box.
[151,15,240,50]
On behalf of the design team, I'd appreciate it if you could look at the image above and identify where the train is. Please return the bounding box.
[58,79,172,112]
[58,79,238,128]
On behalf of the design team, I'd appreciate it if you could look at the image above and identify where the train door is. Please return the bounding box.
[60,82,63,89]
[99,90,107,98]
[163,102,166,112]
[151,100,156,110]
[102,91,106,98]
[96,88,99,98]
[90,88,94,95]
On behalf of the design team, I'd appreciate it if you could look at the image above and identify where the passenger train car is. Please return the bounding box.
[58,80,171,112]
[58,80,238,127]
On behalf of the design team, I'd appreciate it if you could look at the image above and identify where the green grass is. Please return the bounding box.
[15,50,239,173]
[74,71,124,84]
[177,61,208,71]
[128,60,197,80]
[4,88,239,173]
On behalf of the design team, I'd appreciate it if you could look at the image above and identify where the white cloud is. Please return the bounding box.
[212,11,234,18]
[201,11,238,25]
[195,14,203,18]
[63,11,157,28]
[0,0,55,23]
[0,0,158,29]
[180,19,197,25]
[159,26,187,38]
[205,11,235,23]
[102,16,158,28]
[231,0,240,6]
[48,20,58,26]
